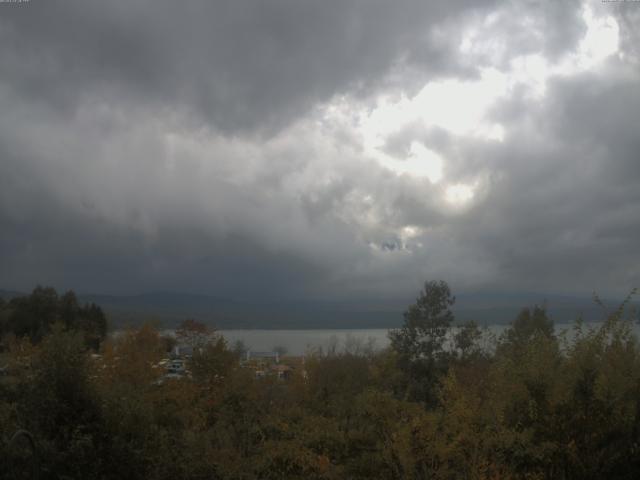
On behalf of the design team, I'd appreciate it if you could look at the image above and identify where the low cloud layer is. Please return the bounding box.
[1,0,638,300]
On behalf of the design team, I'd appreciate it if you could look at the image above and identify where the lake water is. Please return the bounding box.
[219,329,392,356]
[219,322,640,356]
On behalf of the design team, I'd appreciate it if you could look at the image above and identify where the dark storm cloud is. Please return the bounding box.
[0,85,376,297]
[0,0,638,300]
[0,0,498,134]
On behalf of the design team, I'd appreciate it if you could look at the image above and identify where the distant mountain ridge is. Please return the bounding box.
[2,288,637,330]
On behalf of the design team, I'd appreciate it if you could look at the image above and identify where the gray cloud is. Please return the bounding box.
[0,0,499,134]
[442,65,640,295]
[0,0,638,303]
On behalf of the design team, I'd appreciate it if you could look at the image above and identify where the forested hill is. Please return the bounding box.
[1,289,634,329]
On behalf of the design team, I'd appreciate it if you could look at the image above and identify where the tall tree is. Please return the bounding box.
[389,280,455,404]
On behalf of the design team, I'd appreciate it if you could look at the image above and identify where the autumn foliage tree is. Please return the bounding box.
[175,318,214,350]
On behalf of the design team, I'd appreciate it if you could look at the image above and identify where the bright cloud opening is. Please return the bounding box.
[445,183,475,207]
[354,69,509,182]
[579,6,619,66]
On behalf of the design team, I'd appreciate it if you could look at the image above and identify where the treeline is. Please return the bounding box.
[1,282,640,479]
[0,286,107,348]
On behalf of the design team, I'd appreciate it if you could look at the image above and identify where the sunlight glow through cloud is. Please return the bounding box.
[312,0,623,230]
[579,6,620,66]
[356,70,508,183]
[352,2,620,193]
[361,69,508,142]
[371,141,444,181]
[445,183,475,207]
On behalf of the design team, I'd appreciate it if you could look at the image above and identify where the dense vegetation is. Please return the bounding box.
[0,286,107,349]
[1,282,639,479]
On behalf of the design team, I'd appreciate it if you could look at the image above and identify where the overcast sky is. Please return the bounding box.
[1,0,639,300]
